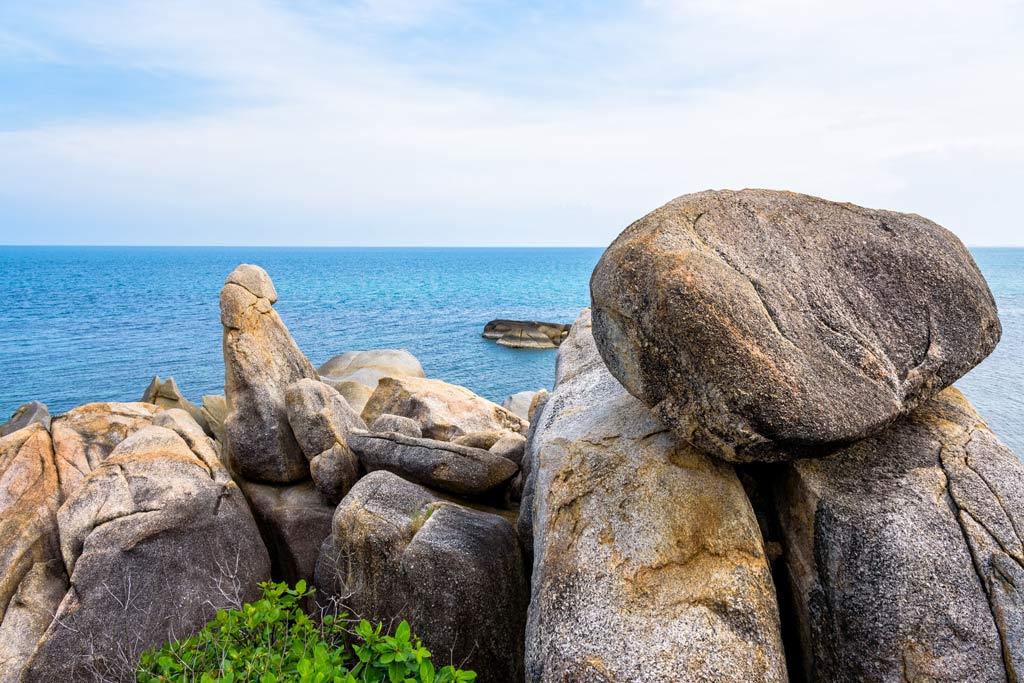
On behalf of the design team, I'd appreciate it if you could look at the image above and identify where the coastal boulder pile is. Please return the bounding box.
[0,189,1021,683]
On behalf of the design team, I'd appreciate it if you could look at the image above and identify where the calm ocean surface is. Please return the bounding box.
[1,247,1021,455]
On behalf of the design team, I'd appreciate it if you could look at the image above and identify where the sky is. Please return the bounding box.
[0,0,1022,247]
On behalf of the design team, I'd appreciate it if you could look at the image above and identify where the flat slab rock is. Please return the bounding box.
[347,430,518,498]
[591,189,1001,462]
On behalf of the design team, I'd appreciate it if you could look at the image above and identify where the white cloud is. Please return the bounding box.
[0,0,1022,245]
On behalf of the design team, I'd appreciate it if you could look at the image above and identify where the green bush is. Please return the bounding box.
[136,581,476,683]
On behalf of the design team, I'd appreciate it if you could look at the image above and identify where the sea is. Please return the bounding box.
[1,246,1021,455]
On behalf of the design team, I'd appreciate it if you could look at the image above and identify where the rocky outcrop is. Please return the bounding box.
[200,394,228,446]
[591,189,1001,462]
[774,387,1024,682]
[348,430,518,498]
[0,402,50,437]
[502,390,542,420]
[236,479,334,587]
[285,378,365,503]
[315,471,528,682]
[369,413,422,438]
[49,402,162,498]
[19,425,270,682]
[362,376,527,441]
[489,431,527,466]
[483,320,570,349]
[141,375,209,435]
[525,309,787,682]
[0,560,67,683]
[221,264,318,483]
[319,349,426,415]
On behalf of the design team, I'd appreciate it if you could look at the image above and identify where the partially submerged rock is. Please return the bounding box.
[315,471,528,682]
[525,309,787,682]
[222,264,318,483]
[361,376,527,441]
[483,320,570,349]
[0,402,50,438]
[348,430,518,498]
[774,387,1024,681]
[141,375,208,434]
[591,189,1001,462]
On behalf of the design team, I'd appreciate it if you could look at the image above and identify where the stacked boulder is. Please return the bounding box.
[577,188,1019,681]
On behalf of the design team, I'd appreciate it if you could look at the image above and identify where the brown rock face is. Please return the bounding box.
[591,189,1001,462]
[774,387,1024,682]
[525,309,787,682]
[361,376,527,441]
[221,264,318,483]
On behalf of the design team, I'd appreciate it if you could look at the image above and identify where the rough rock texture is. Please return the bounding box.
[0,560,67,683]
[515,390,549,542]
[527,389,549,423]
[222,264,318,483]
[20,425,270,683]
[348,431,518,498]
[490,431,527,466]
[526,309,787,682]
[141,375,209,435]
[369,413,422,438]
[0,424,61,624]
[483,320,570,349]
[775,387,1024,682]
[0,402,50,438]
[590,189,1001,462]
[49,401,162,499]
[361,376,527,442]
[236,478,334,586]
[285,379,365,502]
[315,471,528,682]
[201,394,228,446]
[318,349,425,381]
[452,430,506,450]
[323,379,375,415]
[503,390,541,420]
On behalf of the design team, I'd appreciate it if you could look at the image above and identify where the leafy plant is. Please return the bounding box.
[136,581,476,683]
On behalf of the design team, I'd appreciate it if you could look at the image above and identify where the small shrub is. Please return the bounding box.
[136,580,476,683]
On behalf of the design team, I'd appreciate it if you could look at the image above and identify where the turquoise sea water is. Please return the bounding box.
[0,247,1021,455]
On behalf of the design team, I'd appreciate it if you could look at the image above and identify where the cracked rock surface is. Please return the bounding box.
[774,387,1024,682]
[221,264,318,483]
[591,189,1001,462]
[524,309,787,683]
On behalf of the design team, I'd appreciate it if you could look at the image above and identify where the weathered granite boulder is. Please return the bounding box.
[452,430,506,450]
[483,320,570,349]
[490,431,527,467]
[141,375,209,435]
[774,387,1024,681]
[0,402,50,437]
[348,430,518,498]
[322,379,375,415]
[19,425,270,682]
[514,390,549,537]
[315,471,528,682]
[200,394,228,445]
[591,189,1001,462]
[369,413,422,438]
[502,390,542,420]
[50,402,162,498]
[236,478,334,586]
[318,349,425,381]
[0,560,67,683]
[222,264,318,483]
[362,376,527,441]
[0,424,61,627]
[525,309,787,682]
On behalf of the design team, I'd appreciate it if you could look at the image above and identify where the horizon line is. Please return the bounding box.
[2,243,1022,249]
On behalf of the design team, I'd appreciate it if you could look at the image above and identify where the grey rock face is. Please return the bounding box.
[348,430,518,498]
[591,189,1001,462]
[775,387,1024,682]
[315,471,528,682]
[0,402,50,437]
[222,264,318,483]
[236,478,334,587]
[525,309,787,683]
[369,413,422,438]
[19,425,270,683]
[200,394,228,446]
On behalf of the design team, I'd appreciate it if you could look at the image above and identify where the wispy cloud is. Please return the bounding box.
[0,0,1021,245]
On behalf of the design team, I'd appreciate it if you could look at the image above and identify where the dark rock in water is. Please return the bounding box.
[141,375,209,435]
[0,402,50,437]
[369,413,422,438]
[524,309,787,682]
[483,319,571,349]
[591,189,1001,462]
[236,478,334,587]
[348,430,518,498]
[774,387,1024,682]
[314,471,528,683]
[18,425,270,683]
[221,264,318,483]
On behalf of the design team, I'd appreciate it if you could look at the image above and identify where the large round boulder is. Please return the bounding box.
[591,189,1001,462]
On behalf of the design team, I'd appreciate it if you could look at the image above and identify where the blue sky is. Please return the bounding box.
[0,0,1022,246]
